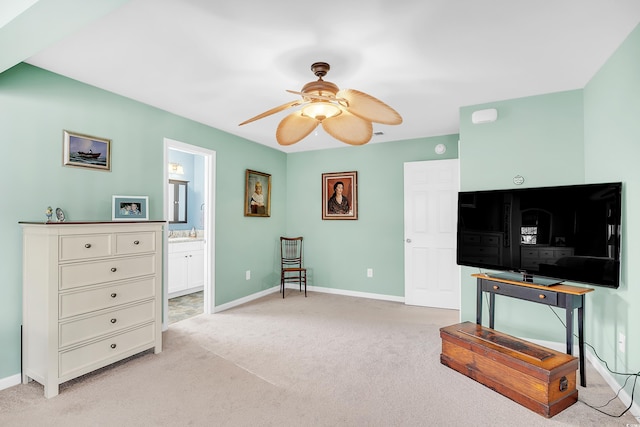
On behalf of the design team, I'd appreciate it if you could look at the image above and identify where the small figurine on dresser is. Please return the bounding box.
[45,206,53,222]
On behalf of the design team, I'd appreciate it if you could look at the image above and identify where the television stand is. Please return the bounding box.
[472,273,594,387]
[486,271,561,287]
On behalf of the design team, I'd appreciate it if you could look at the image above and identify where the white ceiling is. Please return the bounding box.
[11,0,640,152]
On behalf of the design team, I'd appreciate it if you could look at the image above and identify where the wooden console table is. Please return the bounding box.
[472,273,594,387]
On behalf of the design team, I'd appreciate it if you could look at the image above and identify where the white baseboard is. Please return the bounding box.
[0,374,21,392]
[308,285,405,303]
[213,286,280,312]
[214,284,404,313]
[528,338,640,422]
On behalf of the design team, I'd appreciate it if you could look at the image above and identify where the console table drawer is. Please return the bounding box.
[482,282,558,305]
[59,300,155,348]
[59,255,156,290]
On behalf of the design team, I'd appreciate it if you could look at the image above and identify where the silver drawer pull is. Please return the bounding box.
[110,318,117,324]
[133,240,140,245]
[111,267,117,272]
[110,343,117,349]
[85,243,92,249]
[110,293,117,298]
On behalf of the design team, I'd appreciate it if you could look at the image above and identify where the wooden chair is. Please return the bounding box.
[280,236,307,298]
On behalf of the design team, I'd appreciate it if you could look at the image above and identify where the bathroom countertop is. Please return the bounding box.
[168,237,204,243]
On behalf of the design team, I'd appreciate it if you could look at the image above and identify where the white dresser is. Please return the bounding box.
[20,221,164,398]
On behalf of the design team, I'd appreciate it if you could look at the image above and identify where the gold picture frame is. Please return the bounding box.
[245,169,271,217]
[322,171,358,220]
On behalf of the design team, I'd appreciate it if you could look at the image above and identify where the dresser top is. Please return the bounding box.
[20,220,166,225]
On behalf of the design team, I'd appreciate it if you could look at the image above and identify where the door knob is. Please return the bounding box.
[406,238,412,243]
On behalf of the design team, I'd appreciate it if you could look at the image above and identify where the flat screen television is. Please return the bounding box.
[457,182,622,288]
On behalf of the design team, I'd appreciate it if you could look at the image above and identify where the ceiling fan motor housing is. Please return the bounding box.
[301,80,339,97]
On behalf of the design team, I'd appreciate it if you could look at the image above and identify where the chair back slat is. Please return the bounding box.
[281,237,303,268]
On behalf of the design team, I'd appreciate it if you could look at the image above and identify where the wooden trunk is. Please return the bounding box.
[440,322,578,418]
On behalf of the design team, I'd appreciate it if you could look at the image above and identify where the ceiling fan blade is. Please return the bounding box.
[337,89,402,125]
[239,100,304,126]
[276,111,319,146]
[321,110,373,146]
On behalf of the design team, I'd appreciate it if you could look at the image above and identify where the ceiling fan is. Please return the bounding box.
[239,62,403,146]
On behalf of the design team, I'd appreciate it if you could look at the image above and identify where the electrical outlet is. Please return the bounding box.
[618,332,625,353]
[245,270,251,280]
[367,268,373,278]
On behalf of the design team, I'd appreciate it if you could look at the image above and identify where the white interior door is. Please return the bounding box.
[404,159,459,309]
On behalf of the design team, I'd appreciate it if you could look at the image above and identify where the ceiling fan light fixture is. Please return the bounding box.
[301,101,341,121]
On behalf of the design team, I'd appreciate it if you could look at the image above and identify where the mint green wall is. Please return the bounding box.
[0,63,287,379]
[458,90,585,340]
[285,136,459,296]
[584,24,640,393]
[458,22,640,396]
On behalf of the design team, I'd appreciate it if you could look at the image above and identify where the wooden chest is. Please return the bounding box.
[440,322,578,418]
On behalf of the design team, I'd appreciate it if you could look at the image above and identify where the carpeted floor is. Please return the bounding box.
[1,291,637,426]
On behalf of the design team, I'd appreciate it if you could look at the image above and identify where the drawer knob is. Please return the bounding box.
[110,343,117,349]
[538,294,546,300]
[492,285,499,290]
[85,243,92,249]
[110,293,117,298]
[110,318,117,324]
[134,240,140,245]
[111,267,117,273]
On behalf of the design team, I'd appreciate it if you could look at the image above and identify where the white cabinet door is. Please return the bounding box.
[168,241,204,296]
[188,249,205,289]
[168,251,188,294]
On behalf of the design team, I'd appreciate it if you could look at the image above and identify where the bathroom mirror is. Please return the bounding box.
[168,180,188,223]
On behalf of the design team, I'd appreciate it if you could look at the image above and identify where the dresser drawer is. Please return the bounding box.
[462,246,499,256]
[521,248,539,259]
[59,323,156,379]
[554,249,574,258]
[115,232,156,255]
[59,255,156,290]
[59,234,112,261]
[59,300,155,348]
[59,277,156,319]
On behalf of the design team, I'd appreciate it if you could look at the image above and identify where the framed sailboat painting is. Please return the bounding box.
[63,130,111,171]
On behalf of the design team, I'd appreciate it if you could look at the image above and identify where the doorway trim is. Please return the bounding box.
[163,138,216,329]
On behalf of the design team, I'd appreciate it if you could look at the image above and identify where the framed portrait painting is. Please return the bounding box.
[245,170,271,217]
[63,130,111,171]
[112,195,149,220]
[322,171,358,220]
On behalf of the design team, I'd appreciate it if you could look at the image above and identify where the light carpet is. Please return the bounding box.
[0,292,636,426]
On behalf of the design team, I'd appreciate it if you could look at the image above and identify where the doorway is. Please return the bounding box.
[163,138,216,328]
[403,159,459,309]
